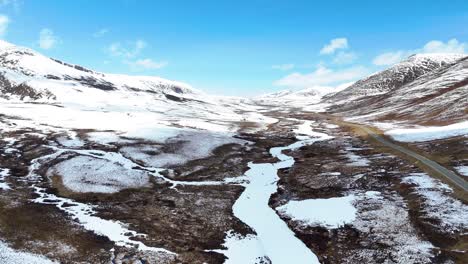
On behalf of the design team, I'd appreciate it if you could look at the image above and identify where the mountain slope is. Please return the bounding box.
[324,53,468,125]
[0,40,274,133]
[0,40,196,102]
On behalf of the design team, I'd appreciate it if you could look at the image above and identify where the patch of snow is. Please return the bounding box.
[348,190,435,263]
[210,231,268,264]
[402,173,468,233]
[56,133,84,148]
[0,240,57,264]
[345,150,370,167]
[120,131,246,167]
[324,123,339,129]
[0,168,11,190]
[386,121,468,142]
[33,186,174,255]
[27,150,175,254]
[47,155,150,193]
[277,195,357,228]
[455,166,468,177]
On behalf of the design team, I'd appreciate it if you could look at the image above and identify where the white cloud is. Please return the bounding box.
[107,40,147,58]
[272,64,295,71]
[320,38,348,55]
[93,28,109,38]
[0,0,21,9]
[39,28,59,50]
[372,51,406,66]
[333,51,357,64]
[422,39,466,53]
[274,65,369,89]
[126,58,168,71]
[373,38,467,66]
[0,15,9,36]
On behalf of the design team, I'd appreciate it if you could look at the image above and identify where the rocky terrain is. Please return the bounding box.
[0,41,466,263]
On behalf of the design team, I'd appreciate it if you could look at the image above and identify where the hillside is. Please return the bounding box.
[324,53,468,125]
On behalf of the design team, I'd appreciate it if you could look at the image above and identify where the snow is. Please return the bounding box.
[27,150,175,254]
[345,150,370,167]
[293,120,329,141]
[56,133,84,148]
[402,173,468,233]
[0,168,11,190]
[0,240,57,264]
[47,156,150,193]
[33,186,174,254]
[348,190,435,263]
[385,121,468,142]
[277,195,357,228]
[455,166,468,177]
[120,131,246,167]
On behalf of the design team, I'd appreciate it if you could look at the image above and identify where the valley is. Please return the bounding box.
[0,41,466,264]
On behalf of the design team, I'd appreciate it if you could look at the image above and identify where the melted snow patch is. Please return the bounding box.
[277,195,357,228]
[386,121,468,142]
[47,156,150,193]
[0,240,57,264]
[402,173,468,233]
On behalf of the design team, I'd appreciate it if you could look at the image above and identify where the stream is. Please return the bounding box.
[228,121,332,263]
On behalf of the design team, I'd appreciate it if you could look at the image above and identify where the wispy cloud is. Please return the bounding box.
[274,65,369,89]
[373,51,406,66]
[107,40,147,58]
[0,0,21,10]
[373,39,467,66]
[272,64,295,71]
[333,51,357,64]
[320,38,348,55]
[93,28,109,38]
[0,14,9,36]
[39,28,59,50]
[126,58,168,71]
[106,40,167,71]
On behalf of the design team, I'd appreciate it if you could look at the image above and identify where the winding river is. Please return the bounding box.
[230,121,332,263]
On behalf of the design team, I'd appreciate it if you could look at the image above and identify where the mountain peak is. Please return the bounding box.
[0,39,15,50]
[405,53,466,64]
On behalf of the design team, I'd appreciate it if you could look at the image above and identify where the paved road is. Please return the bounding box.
[359,126,468,192]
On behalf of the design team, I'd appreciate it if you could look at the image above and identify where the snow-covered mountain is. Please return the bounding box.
[0,40,197,102]
[324,53,468,125]
[0,40,273,133]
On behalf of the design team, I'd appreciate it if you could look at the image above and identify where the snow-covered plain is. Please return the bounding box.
[385,121,468,142]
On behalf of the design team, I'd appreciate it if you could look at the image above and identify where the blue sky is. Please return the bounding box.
[0,0,467,96]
